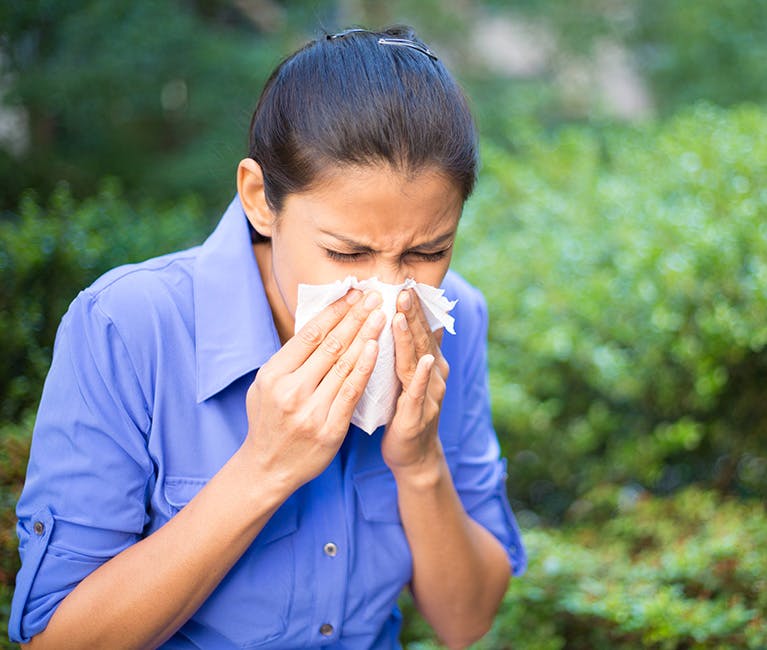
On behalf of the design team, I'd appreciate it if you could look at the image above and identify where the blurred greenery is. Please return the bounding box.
[0,181,211,422]
[401,487,767,649]
[1,0,766,648]
[454,103,767,521]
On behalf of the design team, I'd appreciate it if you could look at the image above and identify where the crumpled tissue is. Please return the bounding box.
[294,276,457,434]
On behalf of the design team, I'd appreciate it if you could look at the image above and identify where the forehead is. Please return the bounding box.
[281,164,463,244]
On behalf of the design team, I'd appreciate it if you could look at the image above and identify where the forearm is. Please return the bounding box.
[23,446,290,650]
[394,452,511,650]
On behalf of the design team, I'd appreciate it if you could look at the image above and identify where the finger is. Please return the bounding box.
[392,311,418,387]
[398,290,449,382]
[398,289,436,358]
[398,354,435,419]
[279,290,362,371]
[312,306,387,403]
[298,291,384,389]
[325,339,379,430]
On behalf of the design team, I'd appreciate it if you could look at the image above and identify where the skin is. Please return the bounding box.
[24,160,510,650]
[241,159,511,648]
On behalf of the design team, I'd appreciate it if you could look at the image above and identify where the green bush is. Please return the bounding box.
[0,0,305,211]
[506,0,767,117]
[454,103,767,518]
[0,181,213,421]
[402,487,767,649]
[0,415,32,650]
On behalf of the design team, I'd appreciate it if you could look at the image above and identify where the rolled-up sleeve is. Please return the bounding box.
[10,291,153,643]
[450,287,527,576]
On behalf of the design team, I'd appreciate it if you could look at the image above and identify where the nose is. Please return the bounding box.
[371,262,410,286]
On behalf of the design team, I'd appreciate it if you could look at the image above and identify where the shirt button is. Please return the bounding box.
[319,623,334,636]
[323,542,338,557]
[33,521,45,535]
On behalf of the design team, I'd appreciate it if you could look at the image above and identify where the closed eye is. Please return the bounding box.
[406,249,450,262]
[325,248,450,262]
[323,247,451,263]
[324,249,367,262]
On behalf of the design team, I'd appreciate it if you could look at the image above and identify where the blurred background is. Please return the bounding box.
[1,1,766,648]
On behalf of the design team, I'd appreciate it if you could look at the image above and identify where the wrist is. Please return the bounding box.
[228,441,296,517]
[388,441,449,492]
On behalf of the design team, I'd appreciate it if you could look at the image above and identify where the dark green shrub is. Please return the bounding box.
[0,0,297,210]
[0,414,33,650]
[402,487,767,649]
[0,181,213,421]
[453,103,767,518]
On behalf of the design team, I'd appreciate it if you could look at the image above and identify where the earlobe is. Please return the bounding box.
[237,158,275,238]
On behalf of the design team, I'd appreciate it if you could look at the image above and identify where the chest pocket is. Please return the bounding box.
[352,465,413,622]
[163,477,299,648]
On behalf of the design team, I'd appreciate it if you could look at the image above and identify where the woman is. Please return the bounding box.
[10,26,525,649]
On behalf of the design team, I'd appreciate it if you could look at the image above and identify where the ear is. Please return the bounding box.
[237,158,276,238]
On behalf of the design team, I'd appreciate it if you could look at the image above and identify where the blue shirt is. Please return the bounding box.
[10,196,526,648]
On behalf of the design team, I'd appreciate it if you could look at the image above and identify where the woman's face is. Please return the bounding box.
[251,164,463,340]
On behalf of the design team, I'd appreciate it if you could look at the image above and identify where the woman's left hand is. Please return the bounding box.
[382,288,449,474]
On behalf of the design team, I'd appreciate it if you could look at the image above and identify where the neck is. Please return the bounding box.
[252,242,294,345]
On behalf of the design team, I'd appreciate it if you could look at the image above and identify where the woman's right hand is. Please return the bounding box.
[241,289,384,491]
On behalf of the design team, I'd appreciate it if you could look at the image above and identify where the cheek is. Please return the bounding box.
[410,257,453,288]
[271,244,354,314]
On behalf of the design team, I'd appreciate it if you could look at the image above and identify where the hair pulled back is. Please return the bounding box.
[248,26,478,218]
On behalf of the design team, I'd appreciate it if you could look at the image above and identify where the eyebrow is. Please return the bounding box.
[319,229,456,252]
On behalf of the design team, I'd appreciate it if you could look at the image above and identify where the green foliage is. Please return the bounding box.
[628,0,767,112]
[0,0,300,210]
[508,0,767,115]
[454,103,767,518]
[0,181,212,421]
[0,415,32,650]
[402,487,767,649]
[2,4,767,644]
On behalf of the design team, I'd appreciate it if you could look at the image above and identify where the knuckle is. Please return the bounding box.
[415,333,431,351]
[339,382,361,404]
[298,321,324,346]
[332,355,354,379]
[304,406,324,432]
[322,333,344,357]
[351,302,371,322]
[255,363,275,384]
[355,356,374,376]
[330,299,350,319]
[274,382,300,410]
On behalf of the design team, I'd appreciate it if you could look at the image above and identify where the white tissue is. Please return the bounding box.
[294,276,457,434]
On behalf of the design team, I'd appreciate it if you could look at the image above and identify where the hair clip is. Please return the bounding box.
[325,29,439,61]
[377,37,438,61]
[327,28,369,40]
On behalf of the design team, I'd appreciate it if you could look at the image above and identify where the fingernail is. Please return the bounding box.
[364,291,382,309]
[399,290,412,311]
[346,289,362,305]
[395,313,408,331]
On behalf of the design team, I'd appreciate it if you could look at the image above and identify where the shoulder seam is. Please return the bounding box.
[85,250,198,301]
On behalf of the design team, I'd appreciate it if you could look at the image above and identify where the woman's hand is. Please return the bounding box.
[382,288,449,475]
[241,289,385,492]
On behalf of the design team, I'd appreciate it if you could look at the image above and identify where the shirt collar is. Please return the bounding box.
[194,195,281,402]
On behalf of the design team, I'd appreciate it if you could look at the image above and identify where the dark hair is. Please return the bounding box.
[248,25,478,223]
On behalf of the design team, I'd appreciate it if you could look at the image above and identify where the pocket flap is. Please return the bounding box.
[352,465,401,524]
[163,476,298,545]
[164,477,208,508]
